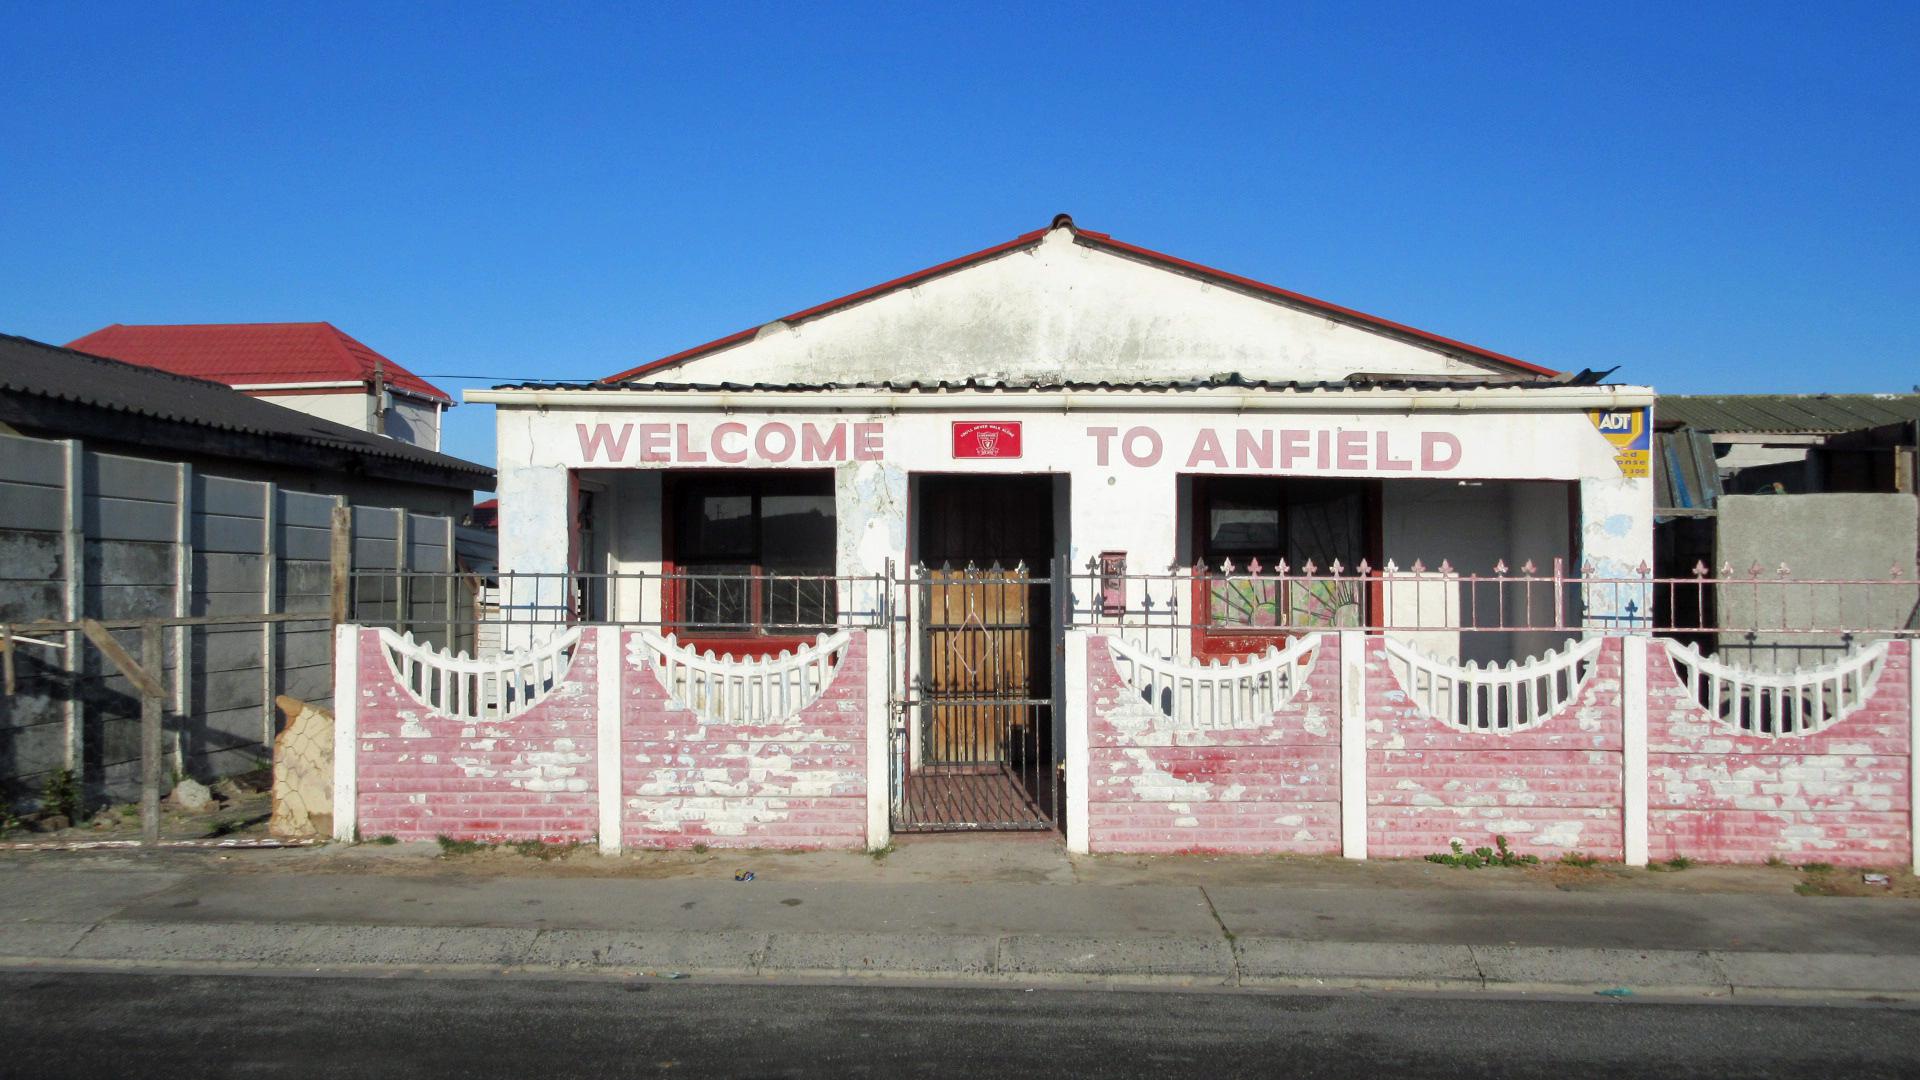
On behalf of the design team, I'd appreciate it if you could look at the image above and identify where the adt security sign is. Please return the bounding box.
[1588,408,1650,478]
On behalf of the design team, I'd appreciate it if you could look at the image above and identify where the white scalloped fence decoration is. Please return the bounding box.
[632,630,852,723]
[1381,635,1602,733]
[1105,633,1321,729]
[375,626,583,722]
[1666,639,1888,737]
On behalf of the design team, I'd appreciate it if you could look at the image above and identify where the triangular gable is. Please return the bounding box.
[602,216,1556,386]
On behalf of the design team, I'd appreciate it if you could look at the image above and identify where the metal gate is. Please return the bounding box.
[891,561,1060,831]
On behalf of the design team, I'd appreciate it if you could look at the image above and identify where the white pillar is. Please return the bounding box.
[1578,476,1655,633]
[1622,635,1650,867]
[331,623,359,843]
[596,625,623,855]
[1909,640,1919,876]
[864,628,892,851]
[1339,630,1368,860]
[1065,630,1091,855]
[496,464,573,649]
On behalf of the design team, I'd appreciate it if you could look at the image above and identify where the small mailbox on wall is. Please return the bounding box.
[1098,551,1126,615]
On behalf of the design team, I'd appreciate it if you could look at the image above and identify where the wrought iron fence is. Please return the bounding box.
[1065,556,1920,661]
[344,567,892,640]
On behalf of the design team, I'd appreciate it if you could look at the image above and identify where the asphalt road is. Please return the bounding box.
[2,971,1917,1079]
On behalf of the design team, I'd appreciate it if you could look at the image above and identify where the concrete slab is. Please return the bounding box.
[1235,939,1481,989]
[995,934,1235,982]
[1471,946,1729,995]
[0,868,187,924]
[525,929,768,973]
[110,874,1222,937]
[68,921,325,965]
[0,922,94,958]
[763,932,1000,977]
[1712,951,1920,994]
[289,925,539,967]
[1204,885,1920,954]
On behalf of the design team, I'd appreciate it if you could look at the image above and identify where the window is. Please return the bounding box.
[669,472,837,633]
[1195,477,1372,633]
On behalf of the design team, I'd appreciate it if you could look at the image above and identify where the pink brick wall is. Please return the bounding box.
[1366,638,1626,860]
[353,629,600,842]
[619,631,868,850]
[1086,634,1342,854]
[1647,639,1912,866]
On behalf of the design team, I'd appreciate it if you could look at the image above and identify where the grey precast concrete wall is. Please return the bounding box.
[0,432,465,808]
[1715,493,1920,670]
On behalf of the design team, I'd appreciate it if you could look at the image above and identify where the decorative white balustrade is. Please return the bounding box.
[376,627,583,722]
[1105,634,1320,728]
[1381,636,1601,732]
[634,630,851,723]
[1666,639,1888,737]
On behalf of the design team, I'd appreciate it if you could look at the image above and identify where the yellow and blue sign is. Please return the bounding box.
[1587,408,1650,479]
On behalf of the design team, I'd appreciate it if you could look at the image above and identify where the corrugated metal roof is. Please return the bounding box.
[1658,394,1920,434]
[0,331,492,479]
[66,322,453,403]
[495,370,1617,394]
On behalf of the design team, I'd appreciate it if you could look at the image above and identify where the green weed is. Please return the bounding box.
[1425,835,1540,869]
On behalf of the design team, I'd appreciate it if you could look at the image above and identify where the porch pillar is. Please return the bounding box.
[1577,475,1655,633]
[596,625,623,855]
[496,464,574,649]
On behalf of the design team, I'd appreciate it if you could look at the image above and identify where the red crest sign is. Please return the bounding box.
[952,421,1022,459]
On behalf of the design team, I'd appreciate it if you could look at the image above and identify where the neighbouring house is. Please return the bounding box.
[1652,393,1920,664]
[66,321,454,451]
[1,331,488,517]
[0,330,494,806]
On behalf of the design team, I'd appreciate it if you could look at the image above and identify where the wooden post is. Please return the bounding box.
[80,620,168,847]
[329,502,351,627]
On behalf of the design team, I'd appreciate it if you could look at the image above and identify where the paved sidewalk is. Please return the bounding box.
[2,840,1917,1001]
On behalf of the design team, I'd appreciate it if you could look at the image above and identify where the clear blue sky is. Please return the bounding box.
[4,2,1916,479]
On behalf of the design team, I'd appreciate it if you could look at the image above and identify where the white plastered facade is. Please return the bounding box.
[476,223,1656,662]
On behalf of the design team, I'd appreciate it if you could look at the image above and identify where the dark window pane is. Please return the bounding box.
[761,492,836,571]
[764,575,836,629]
[1208,498,1280,554]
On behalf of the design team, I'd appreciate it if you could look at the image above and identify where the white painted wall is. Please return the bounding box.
[624,227,1522,386]
[254,391,372,431]
[252,389,444,449]
[485,398,1654,661]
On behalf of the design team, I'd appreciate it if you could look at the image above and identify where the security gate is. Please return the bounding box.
[892,560,1060,831]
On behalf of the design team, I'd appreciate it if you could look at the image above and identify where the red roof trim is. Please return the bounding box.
[597,220,1558,383]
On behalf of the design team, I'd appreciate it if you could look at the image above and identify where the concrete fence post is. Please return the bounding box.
[864,627,891,852]
[1622,635,1650,867]
[331,623,359,843]
[1065,630,1091,855]
[597,625,623,855]
[1339,630,1368,860]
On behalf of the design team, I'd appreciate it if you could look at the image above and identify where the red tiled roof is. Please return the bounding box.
[65,322,452,404]
[600,216,1557,383]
